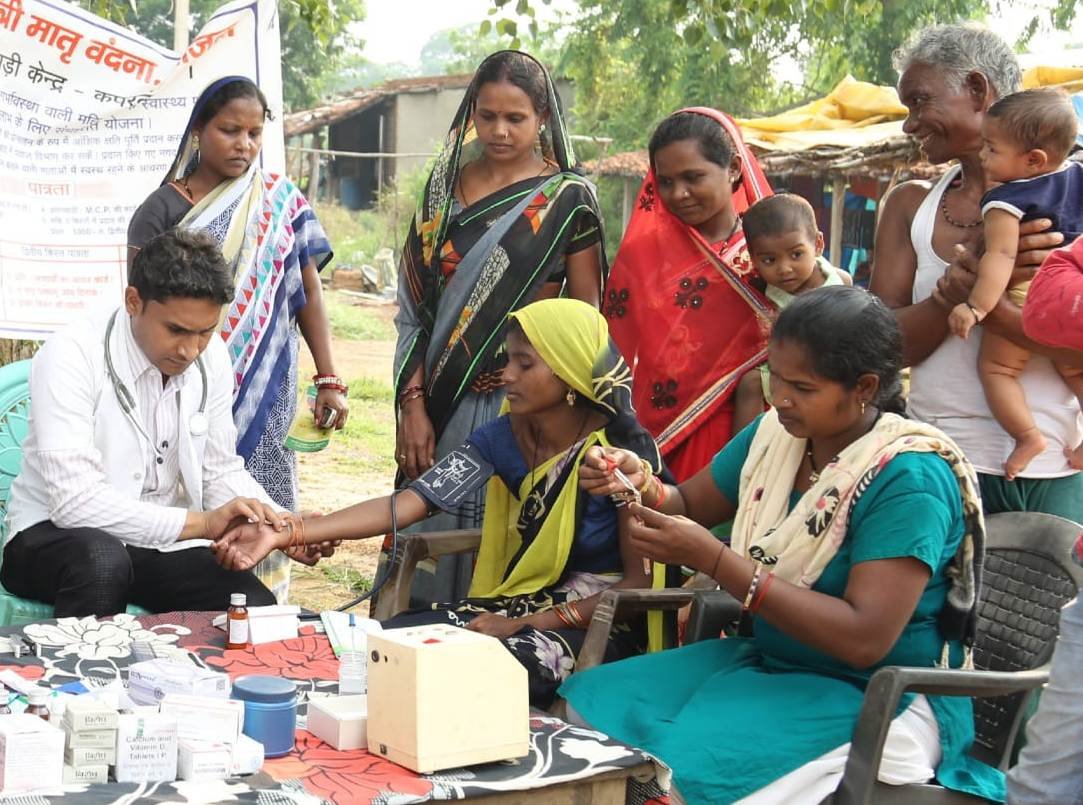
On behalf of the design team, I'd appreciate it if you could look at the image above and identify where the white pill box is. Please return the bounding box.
[65,744,116,766]
[307,695,368,751]
[65,728,117,748]
[113,713,178,784]
[159,693,244,744]
[127,659,230,706]
[62,763,108,785]
[230,733,264,776]
[177,739,232,781]
[0,715,65,793]
[62,698,118,732]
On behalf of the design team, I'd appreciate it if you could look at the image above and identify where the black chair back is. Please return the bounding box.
[969,512,1083,768]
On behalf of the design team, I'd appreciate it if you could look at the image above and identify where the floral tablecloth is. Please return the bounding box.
[0,612,670,804]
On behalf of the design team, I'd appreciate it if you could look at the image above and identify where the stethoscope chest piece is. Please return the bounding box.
[189,413,209,437]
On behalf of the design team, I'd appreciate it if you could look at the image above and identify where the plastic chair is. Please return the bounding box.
[0,359,149,626]
[371,528,699,659]
[826,511,1083,805]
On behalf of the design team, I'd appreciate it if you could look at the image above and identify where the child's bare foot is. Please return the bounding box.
[1004,428,1046,481]
[1067,441,1083,471]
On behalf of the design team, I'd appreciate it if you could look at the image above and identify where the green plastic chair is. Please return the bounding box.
[0,359,149,626]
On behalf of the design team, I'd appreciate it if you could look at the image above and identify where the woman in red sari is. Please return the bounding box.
[605,108,773,480]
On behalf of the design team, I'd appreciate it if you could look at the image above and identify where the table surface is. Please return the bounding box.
[0,611,670,804]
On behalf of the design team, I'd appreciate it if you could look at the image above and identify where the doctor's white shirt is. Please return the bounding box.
[6,307,276,549]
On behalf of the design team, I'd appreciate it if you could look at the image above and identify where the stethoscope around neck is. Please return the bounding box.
[104,310,210,458]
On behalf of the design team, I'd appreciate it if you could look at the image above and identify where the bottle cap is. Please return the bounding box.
[230,593,247,607]
[27,688,49,705]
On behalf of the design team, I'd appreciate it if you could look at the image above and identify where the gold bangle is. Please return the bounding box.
[636,459,654,494]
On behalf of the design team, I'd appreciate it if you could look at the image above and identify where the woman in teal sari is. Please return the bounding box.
[568,287,1004,804]
[394,51,605,601]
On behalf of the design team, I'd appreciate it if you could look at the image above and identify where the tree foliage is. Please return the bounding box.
[71,0,365,110]
[489,0,1080,149]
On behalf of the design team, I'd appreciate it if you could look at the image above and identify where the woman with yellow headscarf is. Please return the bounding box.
[212,298,663,706]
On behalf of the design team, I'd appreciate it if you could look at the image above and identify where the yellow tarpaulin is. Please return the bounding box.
[737,75,907,151]
[1022,66,1083,94]
[736,68,1082,153]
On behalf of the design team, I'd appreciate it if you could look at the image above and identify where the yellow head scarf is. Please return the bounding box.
[467,299,661,600]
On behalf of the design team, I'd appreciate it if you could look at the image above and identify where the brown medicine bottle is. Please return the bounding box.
[225,593,251,650]
[25,688,50,720]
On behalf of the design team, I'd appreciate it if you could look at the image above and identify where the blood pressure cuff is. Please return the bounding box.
[409,441,496,512]
[1023,235,1083,351]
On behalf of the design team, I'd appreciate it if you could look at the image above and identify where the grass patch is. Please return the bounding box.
[320,565,373,595]
[323,293,396,341]
[348,376,395,404]
[325,374,397,476]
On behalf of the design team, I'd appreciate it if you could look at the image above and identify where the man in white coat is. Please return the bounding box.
[2,229,315,616]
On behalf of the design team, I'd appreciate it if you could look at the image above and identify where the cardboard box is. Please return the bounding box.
[126,659,229,706]
[307,695,368,751]
[177,739,232,781]
[65,728,116,748]
[61,698,118,732]
[230,733,264,776]
[213,605,300,645]
[0,714,65,793]
[62,763,108,784]
[159,694,244,744]
[113,713,177,783]
[367,625,528,773]
[64,744,116,766]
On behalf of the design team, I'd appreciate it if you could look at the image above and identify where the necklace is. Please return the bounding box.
[939,185,982,229]
[805,443,829,484]
[806,409,882,483]
[718,213,742,245]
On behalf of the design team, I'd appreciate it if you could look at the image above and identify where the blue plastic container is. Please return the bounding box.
[231,675,298,757]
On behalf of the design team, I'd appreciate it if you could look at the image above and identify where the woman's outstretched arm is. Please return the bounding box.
[212,489,430,571]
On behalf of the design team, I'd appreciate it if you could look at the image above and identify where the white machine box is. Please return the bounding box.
[366,625,528,773]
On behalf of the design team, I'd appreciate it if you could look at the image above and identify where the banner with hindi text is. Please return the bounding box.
[0,0,284,339]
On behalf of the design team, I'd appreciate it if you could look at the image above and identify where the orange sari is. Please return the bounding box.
[605,108,773,481]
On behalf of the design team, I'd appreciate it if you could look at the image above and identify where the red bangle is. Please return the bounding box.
[749,571,775,615]
[313,374,348,393]
[652,475,667,509]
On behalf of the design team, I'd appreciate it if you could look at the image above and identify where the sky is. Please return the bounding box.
[355,0,1083,69]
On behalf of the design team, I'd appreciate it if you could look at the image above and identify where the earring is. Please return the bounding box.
[860,400,867,415]
[566,389,576,407]
[539,124,546,133]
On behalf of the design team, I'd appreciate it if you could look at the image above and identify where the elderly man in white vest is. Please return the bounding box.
[3,229,324,616]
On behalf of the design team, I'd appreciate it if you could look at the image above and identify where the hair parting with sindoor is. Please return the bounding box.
[648,111,736,171]
[771,286,907,415]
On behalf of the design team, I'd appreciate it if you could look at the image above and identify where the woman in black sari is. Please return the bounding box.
[392,51,606,601]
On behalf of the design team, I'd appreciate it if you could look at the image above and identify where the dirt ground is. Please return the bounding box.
[291,296,398,614]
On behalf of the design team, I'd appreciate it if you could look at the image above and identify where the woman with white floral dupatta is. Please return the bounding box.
[566,287,1003,804]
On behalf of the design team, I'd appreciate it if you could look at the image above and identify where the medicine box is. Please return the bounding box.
[177,739,232,781]
[307,695,368,750]
[62,698,118,732]
[0,714,65,793]
[230,733,264,776]
[65,728,117,748]
[366,625,528,773]
[127,659,230,705]
[113,713,178,783]
[213,605,300,645]
[65,744,116,766]
[159,693,244,744]
[62,763,108,785]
